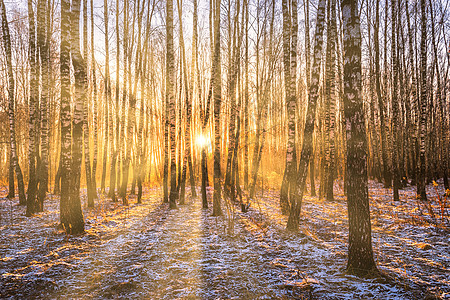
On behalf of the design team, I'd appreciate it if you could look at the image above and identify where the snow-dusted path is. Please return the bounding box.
[53,190,310,299]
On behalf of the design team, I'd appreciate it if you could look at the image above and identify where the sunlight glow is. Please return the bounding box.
[195,135,208,148]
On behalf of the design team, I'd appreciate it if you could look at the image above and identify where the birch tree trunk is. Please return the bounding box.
[212,0,223,216]
[341,0,376,275]
[405,0,417,186]
[167,0,178,209]
[59,0,84,234]
[198,0,212,209]
[391,0,400,202]
[304,0,316,197]
[108,0,120,202]
[186,0,197,199]
[417,0,427,201]
[1,0,26,206]
[101,0,110,194]
[68,0,87,234]
[83,0,94,208]
[177,0,195,205]
[324,0,337,202]
[374,0,390,189]
[100,0,108,194]
[280,0,295,218]
[285,0,326,231]
[283,0,302,230]
[137,0,155,203]
[243,0,249,191]
[224,0,243,199]
[37,0,49,212]
[26,0,39,214]
[90,0,98,200]
[119,0,129,205]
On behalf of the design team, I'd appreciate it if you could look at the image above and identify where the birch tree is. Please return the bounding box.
[391,0,400,202]
[374,0,389,188]
[417,0,427,201]
[59,0,84,234]
[100,0,109,193]
[26,0,39,214]
[1,0,26,207]
[83,0,94,207]
[212,0,223,216]
[167,0,178,209]
[341,0,376,275]
[36,0,49,212]
[280,0,299,221]
[286,0,326,231]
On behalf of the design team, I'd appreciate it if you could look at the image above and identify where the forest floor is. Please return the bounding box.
[0,180,449,299]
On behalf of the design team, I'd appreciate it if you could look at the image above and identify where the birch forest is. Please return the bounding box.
[0,0,449,298]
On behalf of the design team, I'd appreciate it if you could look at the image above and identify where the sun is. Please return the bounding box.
[195,134,208,148]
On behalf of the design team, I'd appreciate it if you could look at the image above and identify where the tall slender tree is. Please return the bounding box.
[281,0,299,221]
[324,0,337,202]
[90,0,98,200]
[162,0,170,204]
[212,0,223,216]
[243,0,249,191]
[26,0,39,214]
[304,0,316,197]
[417,0,427,201]
[100,0,109,194]
[83,0,94,207]
[119,0,129,205]
[177,0,196,204]
[37,0,49,212]
[286,0,326,231]
[341,0,376,275]
[198,0,212,209]
[60,0,84,234]
[391,0,400,202]
[167,0,178,209]
[374,0,389,188]
[1,0,26,207]
[186,0,197,199]
[69,0,87,233]
[109,0,120,202]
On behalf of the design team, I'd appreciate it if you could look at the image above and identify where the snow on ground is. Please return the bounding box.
[253,179,449,299]
[0,180,449,299]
